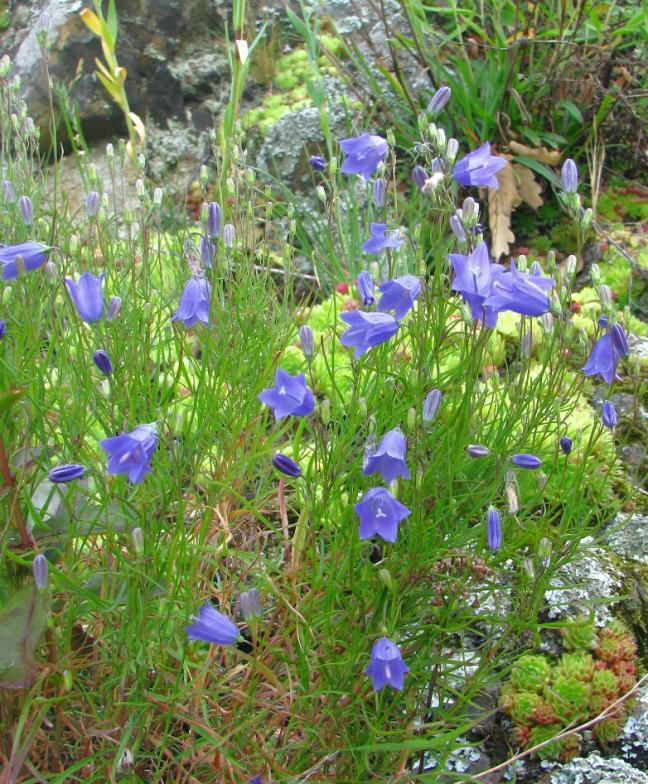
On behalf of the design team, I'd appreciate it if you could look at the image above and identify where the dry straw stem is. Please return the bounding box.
[469,672,648,782]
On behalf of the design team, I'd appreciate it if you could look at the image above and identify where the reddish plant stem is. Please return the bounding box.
[0,437,32,548]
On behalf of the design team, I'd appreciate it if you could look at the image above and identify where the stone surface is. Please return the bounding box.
[547,752,648,783]
[606,512,648,565]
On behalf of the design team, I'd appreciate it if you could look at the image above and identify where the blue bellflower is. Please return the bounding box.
[0,240,50,280]
[339,132,388,180]
[355,487,411,543]
[272,452,302,477]
[340,310,399,358]
[377,275,421,321]
[207,202,222,238]
[560,436,573,455]
[93,348,112,376]
[581,323,629,385]
[423,389,442,425]
[561,159,578,193]
[449,241,505,327]
[172,276,211,328]
[427,85,451,115]
[100,423,158,483]
[65,271,105,323]
[601,401,617,429]
[365,637,409,692]
[0,320,5,339]
[258,368,315,420]
[363,428,411,483]
[357,270,375,306]
[186,601,240,646]
[412,165,428,191]
[453,142,507,189]
[512,453,542,469]
[362,223,404,255]
[487,507,502,550]
[308,154,326,171]
[48,463,85,483]
[484,261,554,318]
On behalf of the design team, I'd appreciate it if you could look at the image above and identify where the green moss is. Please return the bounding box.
[510,654,552,694]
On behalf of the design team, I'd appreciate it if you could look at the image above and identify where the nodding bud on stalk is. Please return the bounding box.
[467,444,490,458]
[106,296,122,321]
[19,195,33,225]
[373,177,386,207]
[131,527,144,556]
[561,159,578,193]
[153,187,163,206]
[207,202,222,238]
[299,325,314,358]
[462,197,477,222]
[546,250,556,270]
[589,263,601,286]
[446,138,459,163]
[449,215,466,243]
[599,285,612,309]
[581,208,593,229]
[239,588,262,621]
[506,473,518,514]
[44,260,57,283]
[538,537,552,568]
[422,389,442,426]
[3,180,15,202]
[135,179,146,199]
[427,85,451,115]
[223,223,235,248]
[412,166,428,191]
[316,185,326,203]
[33,554,48,590]
[541,312,553,334]
[86,191,99,216]
[529,260,542,276]
[320,398,330,425]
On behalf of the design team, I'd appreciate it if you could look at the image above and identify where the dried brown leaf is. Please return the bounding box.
[513,163,543,210]
[508,140,561,165]
[488,162,521,258]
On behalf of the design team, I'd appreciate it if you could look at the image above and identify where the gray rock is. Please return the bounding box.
[548,752,648,784]
[628,334,648,359]
[544,537,621,624]
[606,513,648,565]
[620,682,648,767]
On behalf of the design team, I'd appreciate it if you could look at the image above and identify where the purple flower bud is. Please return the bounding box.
[33,554,49,590]
[0,320,5,340]
[200,235,215,268]
[299,324,314,358]
[93,348,112,375]
[48,463,85,483]
[106,295,122,321]
[3,180,15,202]
[487,507,501,550]
[449,215,466,243]
[239,588,262,620]
[207,201,222,238]
[512,453,542,469]
[223,223,235,248]
[357,270,375,306]
[427,85,451,115]
[86,191,100,216]
[467,444,490,458]
[412,165,428,191]
[446,138,459,162]
[561,159,578,193]
[598,315,609,328]
[559,436,572,455]
[601,401,617,429]
[610,322,629,357]
[272,452,302,477]
[308,154,326,171]
[372,177,386,207]
[19,195,33,225]
[423,389,442,426]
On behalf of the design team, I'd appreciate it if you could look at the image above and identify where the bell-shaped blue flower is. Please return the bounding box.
[362,223,404,255]
[339,132,388,180]
[581,323,629,385]
[449,241,505,327]
[93,349,112,376]
[365,637,409,692]
[512,453,542,469]
[172,276,211,328]
[272,452,302,477]
[363,428,411,483]
[100,423,158,484]
[0,240,50,280]
[308,154,326,171]
[340,310,399,358]
[357,270,375,306]
[452,142,507,189]
[377,274,421,321]
[487,507,501,550]
[258,368,315,420]
[355,487,410,543]
[65,271,105,323]
[186,601,240,646]
[484,261,554,318]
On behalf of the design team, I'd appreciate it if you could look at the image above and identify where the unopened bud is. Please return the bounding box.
[517,255,528,272]
[407,406,416,431]
[386,129,395,147]
[538,537,552,568]
[44,260,57,283]
[446,138,458,162]
[581,208,593,229]
[320,398,330,425]
[239,588,262,620]
[546,250,556,271]
[135,179,146,199]
[131,527,144,555]
[33,554,49,590]
[522,558,535,579]
[19,195,33,225]
[462,197,476,221]
[14,254,27,276]
[599,284,612,309]
[106,295,122,321]
[299,325,314,358]
[590,263,601,286]
[316,185,326,203]
[541,312,553,334]
[3,180,15,202]
[223,223,235,248]
[86,190,99,216]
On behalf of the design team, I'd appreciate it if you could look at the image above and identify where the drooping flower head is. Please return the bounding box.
[340,310,399,358]
[601,401,617,430]
[581,322,629,385]
[259,368,315,420]
[186,601,240,646]
[561,159,578,193]
[65,271,106,323]
[377,274,421,321]
[363,428,411,483]
[339,132,388,180]
[487,507,501,550]
[48,463,85,483]
[0,240,50,280]
[362,223,404,255]
[365,637,409,692]
[357,270,375,306]
[512,453,542,470]
[354,487,411,543]
[423,389,442,426]
[449,241,505,327]
[100,423,158,483]
[484,261,554,318]
[172,276,211,328]
[308,154,326,171]
[452,142,507,189]
[93,348,112,376]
